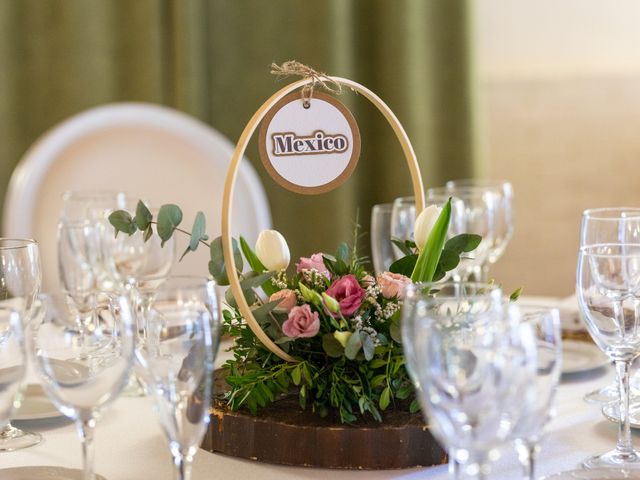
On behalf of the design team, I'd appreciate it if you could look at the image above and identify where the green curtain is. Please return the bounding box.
[0,0,477,261]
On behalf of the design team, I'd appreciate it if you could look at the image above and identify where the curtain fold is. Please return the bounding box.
[0,0,477,261]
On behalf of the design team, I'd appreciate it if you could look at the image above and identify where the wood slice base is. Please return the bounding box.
[202,389,447,469]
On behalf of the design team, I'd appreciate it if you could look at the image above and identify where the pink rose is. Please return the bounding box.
[282,304,320,338]
[296,253,331,278]
[377,272,411,300]
[325,274,366,317]
[269,289,297,312]
[362,274,375,287]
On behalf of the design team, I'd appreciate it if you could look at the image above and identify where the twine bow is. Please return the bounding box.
[270,60,342,107]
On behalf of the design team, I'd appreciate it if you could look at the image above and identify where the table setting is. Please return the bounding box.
[2,63,640,480]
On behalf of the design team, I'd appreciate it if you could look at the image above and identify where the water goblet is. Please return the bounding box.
[390,196,416,259]
[426,187,498,281]
[0,238,41,451]
[136,276,220,480]
[0,307,25,427]
[579,209,640,404]
[31,292,135,480]
[402,282,537,479]
[577,244,640,469]
[371,203,395,274]
[511,307,563,480]
[446,179,514,266]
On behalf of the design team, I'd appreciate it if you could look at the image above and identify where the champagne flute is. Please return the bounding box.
[403,282,537,479]
[137,276,220,480]
[446,180,514,266]
[577,244,640,469]
[580,208,640,404]
[371,203,395,274]
[0,238,41,451]
[31,292,135,480]
[511,307,563,480]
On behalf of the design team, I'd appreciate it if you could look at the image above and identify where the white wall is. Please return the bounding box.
[476,0,640,80]
[473,1,640,296]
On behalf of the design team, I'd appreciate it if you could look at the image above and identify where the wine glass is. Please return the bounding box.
[370,203,395,274]
[446,180,514,266]
[402,282,537,479]
[136,276,220,480]
[427,187,498,281]
[511,307,563,480]
[577,244,640,470]
[0,238,41,451]
[580,208,640,404]
[0,306,26,427]
[31,292,135,480]
[390,196,416,259]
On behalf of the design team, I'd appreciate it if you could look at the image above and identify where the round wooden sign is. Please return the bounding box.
[258,92,361,195]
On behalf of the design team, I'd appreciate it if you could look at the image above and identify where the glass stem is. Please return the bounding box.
[615,359,635,458]
[516,440,539,480]
[449,448,461,479]
[172,450,194,480]
[76,417,96,480]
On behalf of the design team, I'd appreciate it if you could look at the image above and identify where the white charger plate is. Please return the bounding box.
[12,384,62,421]
[0,466,105,479]
[561,340,610,375]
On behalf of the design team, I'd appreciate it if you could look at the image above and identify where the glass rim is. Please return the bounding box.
[62,190,127,200]
[582,207,640,220]
[405,281,502,299]
[446,178,512,188]
[0,238,39,250]
[427,186,494,198]
[579,243,640,256]
[137,274,216,287]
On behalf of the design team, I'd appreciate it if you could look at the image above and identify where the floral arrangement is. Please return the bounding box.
[109,199,482,423]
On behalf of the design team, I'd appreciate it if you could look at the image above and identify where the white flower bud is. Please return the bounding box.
[414,205,442,251]
[255,230,290,271]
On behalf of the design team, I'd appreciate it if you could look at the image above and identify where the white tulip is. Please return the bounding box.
[255,230,290,271]
[414,205,442,251]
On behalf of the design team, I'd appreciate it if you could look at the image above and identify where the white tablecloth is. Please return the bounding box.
[1,298,627,479]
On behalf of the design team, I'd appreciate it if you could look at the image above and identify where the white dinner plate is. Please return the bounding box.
[602,402,640,429]
[543,469,640,479]
[0,466,105,479]
[12,384,61,421]
[561,340,610,375]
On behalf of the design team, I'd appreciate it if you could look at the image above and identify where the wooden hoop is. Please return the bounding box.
[221,77,425,362]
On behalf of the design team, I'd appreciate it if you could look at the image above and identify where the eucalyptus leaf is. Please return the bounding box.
[134,201,153,231]
[345,330,363,360]
[411,199,451,282]
[336,243,349,263]
[157,204,183,246]
[391,238,413,256]
[361,332,375,361]
[445,233,482,254]
[108,210,137,236]
[389,254,418,276]
[143,225,153,242]
[437,248,460,272]
[189,211,207,252]
[209,236,243,285]
[250,300,281,324]
[322,334,344,358]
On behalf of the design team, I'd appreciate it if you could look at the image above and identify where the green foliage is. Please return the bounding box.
[157,204,183,247]
[108,210,137,236]
[411,198,452,282]
[209,237,243,286]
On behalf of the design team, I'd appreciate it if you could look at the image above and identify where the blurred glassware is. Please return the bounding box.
[136,276,220,480]
[0,307,25,428]
[402,282,537,479]
[511,307,563,480]
[577,244,640,470]
[370,203,395,274]
[61,190,128,223]
[390,196,416,259]
[31,292,135,480]
[427,187,498,281]
[579,208,640,404]
[446,179,514,266]
[0,238,41,451]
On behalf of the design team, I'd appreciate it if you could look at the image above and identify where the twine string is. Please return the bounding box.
[270,60,342,108]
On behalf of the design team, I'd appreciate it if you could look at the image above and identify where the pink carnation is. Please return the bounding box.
[282,304,320,338]
[325,274,366,317]
[296,253,331,278]
[377,272,411,300]
[269,289,297,312]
